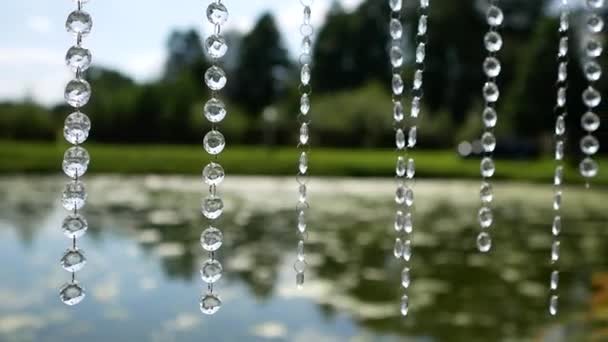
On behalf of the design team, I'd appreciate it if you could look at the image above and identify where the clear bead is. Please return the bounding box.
[394,211,405,232]
[396,156,406,177]
[297,210,306,233]
[300,94,310,115]
[558,62,568,82]
[583,86,601,108]
[62,181,87,211]
[403,240,412,261]
[395,185,407,205]
[483,107,498,128]
[584,60,602,82]
[401,267,411,289]
[203,162,225,185]
[585,39,603,58]
[480,182,493,203]
[204,98,227,123]
[588,0,605,9]
[202,196,224,219]
[406,158,415,179]
[201,227,223,251]
[580,157,599,178]
[206,2,229,25]
[554,166,564,186]
[553,191,562,211]
[394,238,404,258]
[483,57,501,78]
[64,112,91,145]
[556,141,564,161]
[549,295,558,316]
[483,82,499,103]
[552,216,562,236]
[200,293,222,315]
[588,14,604,33]
[420,0,429,8]
[299,152,308,174]
[66,10,92,35]
[411,96,421,118]
[205,35,228,59]
[392,74,404,95]
[400,295,409,316]
[408,127,417,148]
[389,0,402,12]
[200,259,223,283]
[393,101,404,122]
[559,37,568,57]
[405,187,414,207]
[581,135,600,155]
[204,66,227,91]
[487,6,504,27]
[418,15,428,36]
[484,31,503,52]
[296,272,305,289]
[60,248,87,272]
[555,115,566,135]
[65,79,92,108]
[301,64,311,85]
[582,112,600,132]
[551,241,560,263]
[557,87,566,107]
[59,282,86,306]
[65,46,92,72]
[303,6,311,23]
[294,259,307,273]
[478,207,493,228]
[203,130,226,155]
[302,36,312,54]
[300,123,309,145]
[390,46,404,68]
[413,70,423,91]
[481,157,496,178]
[299,184,307,202]
[396,129,406,150]
[62,146,90,179]
[551,270,559,290]
[559,12,569,32]
[481,132,496,153]
[297,240,305,261]
[390,19,403,40]
[62,214,88,239]
[477,232,492,253]
[415,43,426,64]
[404,212,413,234]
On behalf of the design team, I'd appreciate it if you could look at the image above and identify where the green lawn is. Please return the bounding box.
[0,141,606,184]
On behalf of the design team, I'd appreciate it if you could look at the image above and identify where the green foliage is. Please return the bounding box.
[0,102,55,141]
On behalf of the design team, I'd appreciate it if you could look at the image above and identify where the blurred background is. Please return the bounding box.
[0,0,607,341]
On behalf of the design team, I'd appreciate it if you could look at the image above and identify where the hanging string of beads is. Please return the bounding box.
[59,0,94,306]
[200,0,229,315]
[295,0,314,289]
[549,0,570,317]
[579,0,603,185]
[476,0,503,253]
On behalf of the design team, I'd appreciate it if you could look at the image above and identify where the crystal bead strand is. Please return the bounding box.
[580,0,603,185]
[476,0,503,253]
[295,0,314,290]
[200,0,228,315]
[59,0,93,306]
[548,0,570,317]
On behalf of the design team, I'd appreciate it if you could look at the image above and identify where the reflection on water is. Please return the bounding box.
[0,176,606,342]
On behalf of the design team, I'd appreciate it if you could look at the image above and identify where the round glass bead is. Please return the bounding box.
[63,146,90,179]
[65,79,92,108]
[483,107,498,128]
[60,248,87,272]
[393,101,404,122]
[400,295,409,316]
[301,94,310,114]
[206,2,229,25]
[487,6,504,27]
[201,227,223,251]
[204,98,227,123]
[392,74,404,95]
[402,267,411,289]
[478,207,494,228]
[301,64,311,85]
[66,10,92,35]
[582,112,600,132]
[65,46,92,72]
[64,112,91,145]
[588,14,604,33]
[203,130,226,155]
[477,232,492,253]
[203,162,225,185]
[481,157,496,178]
[62,181,87,211]
[584,61,602,82]
[390,19,403,40]
[588,0,605,9]
[200,293,222,315]
[59,282,86,306]
[483,57,501,78]
[583,87,601,108]
[483,82,499,102]
[580,157,599,178]
[62,214,88,239]
[415,43,426,63]
[293,259,307,273]
[481,132,496,152]
[480,182,493,203]
[205,35,228,59]
[389,0,402,12]
[204,66,227,91]
[200,259,223,283]
[390,46,404,68]
[484,32,503,52]
[586,39,603,58]
[202,196,224,220]
[581,135,600,155]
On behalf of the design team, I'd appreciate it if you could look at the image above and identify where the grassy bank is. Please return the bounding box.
[0,141,606,184]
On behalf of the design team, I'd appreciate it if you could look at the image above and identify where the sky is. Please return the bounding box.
[0,0,363,106]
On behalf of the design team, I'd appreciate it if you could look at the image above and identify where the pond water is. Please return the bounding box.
[0,176,606,342]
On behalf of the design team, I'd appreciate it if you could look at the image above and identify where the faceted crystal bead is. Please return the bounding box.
[202,196,224,219]
[62,214,88,239]
[401,267,411,289]
[300,123,310,145]
[204,98,227,123]
[62,181,87,211]
[558,62,568,82]
[552,216,562,236]
[413,70,423,91]
[395,185,407,205]
[201,227,223,251]
[584,61,602,82]
[403,212,413,234]
[204,66,227,91]
[556,141,564,161]
[300,94,310,115]
[580,157,599,178]
[303,6,311,23]
[588,14,604,33]
[588,0,605,9]
[394,238,404,258]
[403,240,412,261]
[296,272,305,289]
[200,259,223,283]
[559,37,568,57]
[297,240,305,261]
[481,132,496,153]
[66,46,92,72]
[203,162,225,185]
[559,12,569,32]
[411,97,421,118]
[400,295,409,316]
[390,19,403,40]
[299,184,307,202]
[554,166,564,186]
[481,157,496,178]
[415,43,426,64]
[203,130,226,155]
[63,146,90,179]
[65,79,92,108]
[581,135,600,155]
[418,15,428,36]
[480,182,493,203]
[487,6,504,27]
[583,87,601,108]
[396,129,406,150]
[483,82,499,103]
[420,0,429,8]
[406,158,415,179]
[299,152,308,174]
[557,87,566,107]
[205,35,228,59]
[392,74,404,95]
[297,210,306,233]
[484,32,503,52]
[549,295,559,316]
[404,187,414,207]
[585,39,603,58]
[200,293,222,315]
[551,241,560,263]
[66,11,93,35]
[64,112,91,145]
[408,127,417,148]
[301,64,311,85]
[553,191,562,211]
[555,115,566,135]
[59,282,86,306]
[394,210,405,232]
[60,248,87,272]
[482,107,497,128]
[477,232,492,253]
[206,2,229,25]
[393,101,404,122]
[390,46,404,68]
[551,271,559,290]
[478,207,493,228]
[582,112,600,132]
[294,259,307,273]
[302,36,312,54]
[396,156,406,177]
[389,0,402,12]
[483,57,501,78]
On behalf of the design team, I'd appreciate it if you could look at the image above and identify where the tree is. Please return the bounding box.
[163,29,208,81]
